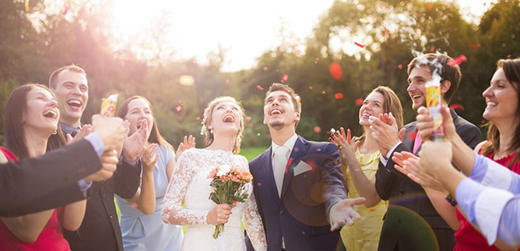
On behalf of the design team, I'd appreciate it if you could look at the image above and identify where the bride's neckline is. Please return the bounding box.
[201,148,233,154]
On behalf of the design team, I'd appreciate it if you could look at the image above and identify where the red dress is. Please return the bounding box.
[0,147,70,251]
[454,149,520,250]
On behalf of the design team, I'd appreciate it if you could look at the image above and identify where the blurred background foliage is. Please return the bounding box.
[1,0,520,148]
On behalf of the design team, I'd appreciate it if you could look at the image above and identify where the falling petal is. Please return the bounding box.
[449,55,467,66]
[385,29,390,34]
[356,98,363,106]
[469,43,482,49]
[282,74,289,83]
[245,116,252,121]
[354,42,365,48]
[407,131,418,141]
[256,85,264,90]
[398,64,403,69]
[428,4,433,9]
[176,106,182,112]
[195,116,201,121]
[313,126,321,133]
[263,66,268,71]
[322,91,326,94]
[309,86,313,90]
[179,100,185,106]
[449,104,465,111]
[329,62,343,80]
[335,93,344,99]
[63,4,69,15]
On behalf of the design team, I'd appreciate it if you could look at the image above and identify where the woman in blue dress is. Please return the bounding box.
[116,96,193,250]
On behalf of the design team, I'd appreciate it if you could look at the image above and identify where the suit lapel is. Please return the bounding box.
[403,123,418,152]
[281,136,310,197]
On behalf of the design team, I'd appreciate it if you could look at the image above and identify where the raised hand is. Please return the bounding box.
[416,106,456,142]
[207,203,232,226]
[330,127,359,166]
[329,197,366,231]
[66,125,92,145]
[85,149,119,183]
[141,143,159,173]
[176,135,196,162]
[369,113,401,156]
[91,115,125,151]
[123,120,148,163]
[392,151,447,193]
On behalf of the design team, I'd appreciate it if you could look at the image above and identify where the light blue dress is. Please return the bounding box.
[116,145,183,251]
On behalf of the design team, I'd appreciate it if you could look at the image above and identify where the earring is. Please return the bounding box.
[53,130,57,135]
[210,129,214,134]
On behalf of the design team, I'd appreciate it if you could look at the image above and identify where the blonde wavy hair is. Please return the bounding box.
[201,96,245,154]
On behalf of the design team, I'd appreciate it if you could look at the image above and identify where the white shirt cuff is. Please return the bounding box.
[379,142,402,166]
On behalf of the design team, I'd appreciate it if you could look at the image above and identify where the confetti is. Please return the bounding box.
[335,93,344,99]
[245,116,252,121]
[507,54,512,59]
[398,64,403,69]
[449,104,465,111]
[256,85,264,90]
[179,100,184,106]
[407,131,417,141]
[449,55,467,66]
[256,133,261,136]
[70,0,81,7]
[356,98,363,106]
[176,106,182,112]
[322,91,326,94]
[282,74,289,83]
[430,46,436,53]
[313,126,321,133]
[314,58,320,64]
[63,3,70,15]
[263,66,268,71]
[428,4,433,9]
[385,29,390,34]
[469,43,482,49]
[225,79,229,84]
[329,62,343,80]
[309,86,313,90]
[25,0,30,12]
[354,42,365,48]
[195,116,201,121]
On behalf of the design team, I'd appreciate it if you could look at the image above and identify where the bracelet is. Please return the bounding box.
[445,195,458,206]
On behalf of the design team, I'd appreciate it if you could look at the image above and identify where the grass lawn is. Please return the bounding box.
[240,146,268,161]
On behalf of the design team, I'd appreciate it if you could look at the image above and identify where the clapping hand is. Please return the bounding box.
[369,113,405,156]
[330,127,359,166]
[122,120,148,163]
[141,143,159,173]
[66,125,92,144]
[91,115,125,151]
[392,151,447,193]
[176,135,196,162]
[329,197,366,231]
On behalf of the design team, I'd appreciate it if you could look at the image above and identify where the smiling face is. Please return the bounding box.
[482,68,519,125]
[124,98,154,140]
[24,86,60,136]
[407,65,431,111]
[263,90,300,131]
[359,91,385,126]
[52,69,89,126]
[207,100,243,135]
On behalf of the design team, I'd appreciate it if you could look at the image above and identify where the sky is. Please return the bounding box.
[42,0,496,72]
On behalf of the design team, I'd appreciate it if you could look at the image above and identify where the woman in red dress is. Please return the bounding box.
[452,59,520,250]
[0,84,87,250]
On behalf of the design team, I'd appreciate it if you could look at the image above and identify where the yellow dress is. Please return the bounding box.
[340,148,388,251]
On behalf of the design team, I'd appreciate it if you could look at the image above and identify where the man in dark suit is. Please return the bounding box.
[247,83,366,251]
[370,53,482,250]
[49,65,144,251]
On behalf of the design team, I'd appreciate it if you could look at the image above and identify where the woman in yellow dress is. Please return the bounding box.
[331,86,403,250]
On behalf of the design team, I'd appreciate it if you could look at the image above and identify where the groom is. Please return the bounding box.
[247,83,365,251]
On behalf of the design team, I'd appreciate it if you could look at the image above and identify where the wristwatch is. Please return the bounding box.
[445,195,458,206]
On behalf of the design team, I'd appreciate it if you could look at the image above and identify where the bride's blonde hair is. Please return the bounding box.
[201,96,245,154]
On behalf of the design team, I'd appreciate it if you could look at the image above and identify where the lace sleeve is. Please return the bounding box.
[241,156,267,251]
[161,149,209,225]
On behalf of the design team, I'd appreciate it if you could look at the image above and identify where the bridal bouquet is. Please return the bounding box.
[207,164,253,239]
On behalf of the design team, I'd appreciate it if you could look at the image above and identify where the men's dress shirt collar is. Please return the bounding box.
[60,122,81,136]
[271,134,298,158]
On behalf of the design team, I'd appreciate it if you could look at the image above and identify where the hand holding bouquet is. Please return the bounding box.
[207,164,253,239]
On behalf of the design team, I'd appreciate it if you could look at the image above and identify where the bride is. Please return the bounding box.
[162,96,267,251]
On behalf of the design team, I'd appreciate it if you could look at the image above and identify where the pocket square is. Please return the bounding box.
[294,161,312,176]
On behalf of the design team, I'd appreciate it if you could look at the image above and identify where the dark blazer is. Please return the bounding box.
[0,140,101,217]
[375,110,481,251]
[247,136,348,251]
[63,157,141,251]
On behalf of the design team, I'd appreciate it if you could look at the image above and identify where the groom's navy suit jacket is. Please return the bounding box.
[247,136,348,251]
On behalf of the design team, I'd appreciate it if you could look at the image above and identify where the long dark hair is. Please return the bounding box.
[4,83,66,159]
[482,58,520,166]
[117,96,173,150]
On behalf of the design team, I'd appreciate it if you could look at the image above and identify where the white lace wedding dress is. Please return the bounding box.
[162,148,267,251]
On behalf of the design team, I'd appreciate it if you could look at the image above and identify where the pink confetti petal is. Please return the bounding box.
[335,93,344,99]
[329,62,343,80]
[62,4,69,15]
[354,42,365,48]
[398,64,403,69]
[281,74,289,83]
[245,116,252,121]
[256,85,264,90]
[176,106,182,112]
[449,104,465,111]
[449,55,467,66]
[356,98,363,106]
[179,100,184,106]
[313,126,321,133]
